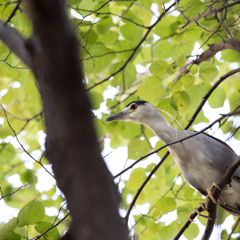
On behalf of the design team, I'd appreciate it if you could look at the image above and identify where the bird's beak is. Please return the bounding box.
[105,111,126,122]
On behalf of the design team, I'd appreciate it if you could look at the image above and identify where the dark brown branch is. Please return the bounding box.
[202,156,240,240]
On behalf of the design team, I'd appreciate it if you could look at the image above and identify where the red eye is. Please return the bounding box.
[130,104,138,110]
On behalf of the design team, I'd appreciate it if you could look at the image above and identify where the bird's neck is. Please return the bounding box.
[143,112,178,144]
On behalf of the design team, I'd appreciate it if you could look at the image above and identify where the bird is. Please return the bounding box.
[105,100,240,216]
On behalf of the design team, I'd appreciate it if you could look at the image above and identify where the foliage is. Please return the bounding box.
[0,0,240,239]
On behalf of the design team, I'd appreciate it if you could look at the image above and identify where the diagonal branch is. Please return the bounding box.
[5,0,22,25]
[202,156,240,240]
[0,21,31,66]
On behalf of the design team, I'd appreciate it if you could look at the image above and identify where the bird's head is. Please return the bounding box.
[105,100,160,125]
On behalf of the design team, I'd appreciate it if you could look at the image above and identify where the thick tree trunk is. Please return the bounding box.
[21,1,128,240]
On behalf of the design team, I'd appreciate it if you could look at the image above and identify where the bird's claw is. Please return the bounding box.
[210,182,222,192]
[205,182,222,208]
[193,204,211,220]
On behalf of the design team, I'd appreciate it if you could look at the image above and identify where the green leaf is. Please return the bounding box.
[120,23,143,42]
[199,62,218,81]
[183,223,199,239]
[155,197,176,214]
[172,91,190,114]
[96,17,113,34]
[0,144,16,164]
[220,229,228,240]
[187,84,207,108]
[221,49,240,62]
[148,221,160,235]
[208,87,226,108]
[13,227,28,240]
[35,221,60,240]
[0,126,12,139]
[177,205,193,223]
[190,64,198,75]
[149,60,168,77]
[158,221,178,239]
[17,199,45,227]
[88,91,104,110]
[137,76,164,104]
[181,74,195,88]
[157,98,178,119]
[154,16,177,38]
[128,138,151,160]
[126,168,146,191]
[153,40,172,59]
[176,54,186,68]
[0,218,17,240]
[183,0,205,19]
[20,169,36,184]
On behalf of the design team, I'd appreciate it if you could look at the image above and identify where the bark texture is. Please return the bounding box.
[0,1,128,239]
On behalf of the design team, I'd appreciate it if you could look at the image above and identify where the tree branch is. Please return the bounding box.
[23,0,128,239]
[0,21,31,66]
[174,205,204,240]
[202,156,240,240]
[177,0,240,30]
[5,0,22,25]
[173,39,240,82]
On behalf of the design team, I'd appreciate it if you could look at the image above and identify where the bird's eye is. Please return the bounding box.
[130,104,138,110]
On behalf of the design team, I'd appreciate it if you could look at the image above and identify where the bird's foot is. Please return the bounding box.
[205,182,222,207]
[192,203,211,220]
[210,182,222,191]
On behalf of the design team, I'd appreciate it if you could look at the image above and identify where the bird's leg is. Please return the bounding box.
[205,182,222,208]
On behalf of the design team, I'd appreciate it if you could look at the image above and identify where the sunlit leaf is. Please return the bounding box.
[199,62,219,81]
[137,76,164,104]
[0,218,18,240]
[17,200,45,227]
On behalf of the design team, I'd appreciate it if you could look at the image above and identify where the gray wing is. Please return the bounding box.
[194,132,240,178]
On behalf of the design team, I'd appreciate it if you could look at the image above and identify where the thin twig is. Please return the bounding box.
[0,183,31,200]
[1,105,55,179]
[4,0,22,25]
[86,1,177,91]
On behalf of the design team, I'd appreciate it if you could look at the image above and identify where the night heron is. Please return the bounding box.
[105,100,240,216]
